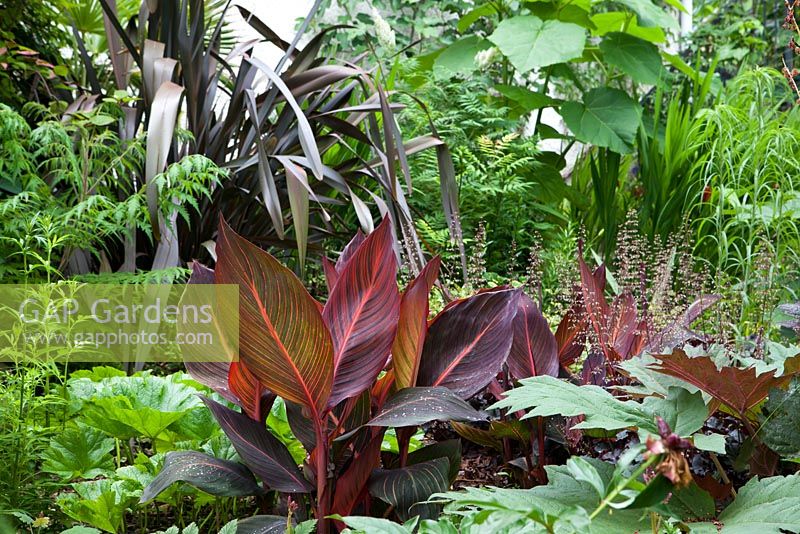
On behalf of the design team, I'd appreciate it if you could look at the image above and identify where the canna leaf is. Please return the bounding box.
[202,397,312,493]
[507,293,559,380]
[140,451,262,502]
[392,257,441,389]
[323,218,400,407]
[369,457,451,520]
[215,217,334,416]
[364,387,486,428]
[330,433,384,516]
[417,289,520,399]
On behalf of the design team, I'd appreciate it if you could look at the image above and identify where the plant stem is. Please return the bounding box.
[589,455,658,520]
[314,420,329,534]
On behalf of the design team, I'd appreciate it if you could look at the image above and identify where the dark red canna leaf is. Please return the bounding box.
[555,305,586,367]
[202,397,312,493]
[417,288,520,399]
[507,293,558,380]
[649,349,797,415]
[323,217,400,408]
[140,451,262,502]
[183,262,238,405]
[228,360,274,422]
[330,432,384,516]
[323,229,367,292]
[215,216,334,417]
[392,257,441,390]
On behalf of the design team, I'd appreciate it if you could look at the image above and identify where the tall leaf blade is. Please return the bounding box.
[323,218,400,407]
[393,257,441,390]
[215,217,333,414]
[417,289,520,398]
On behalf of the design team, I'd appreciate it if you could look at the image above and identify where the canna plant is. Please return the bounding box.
[143,217,522,532]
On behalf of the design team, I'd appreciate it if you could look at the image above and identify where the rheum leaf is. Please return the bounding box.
[761,378,800,457]
[42,424,115,480]
[392,257,441,389]
[649,349,795,415]
[369,457,450,520]
[507,292,559,380]
[323,217,400,407]
[215,216,333,416]
[691,474,800,533]
[417,288,520,399]
[140,451,262,502]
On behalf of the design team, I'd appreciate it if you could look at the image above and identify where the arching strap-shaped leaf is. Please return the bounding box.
[507,293,558,381]
[392,257,441,390]
[369,457,450,520]
[140,451,261,502]
[323,218,400,408]
[417,289,521,399]
[365,387,486,428]
[202,397,312,493]
[215,217,333,415]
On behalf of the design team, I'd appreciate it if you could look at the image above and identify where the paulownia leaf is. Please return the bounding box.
[140,451,262,502]
[561,88,642,154]
[365,387,486,428]
[393,257,441,389]
[369,457,450,520]
[507,293,558,380]
[417,289,520,399]
[599,32,662,85]
[649,349,795,416]
[215,217,334,416]
[488,16,586,73]
[202,397,312,493]
[323,217,400,408]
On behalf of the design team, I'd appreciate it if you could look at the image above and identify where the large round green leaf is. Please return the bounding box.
[599,32,663,85]
[489,16,586,73]
[561,88,642,154]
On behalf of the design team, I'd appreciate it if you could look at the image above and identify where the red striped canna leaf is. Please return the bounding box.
[330,432,384,516]
[417,288,521,399]
[392,257,441,390]
[323,230,366,292]
[507,293,558,380]
[228,360,274,422]
[323,217,400,408]
[215,216,334,416]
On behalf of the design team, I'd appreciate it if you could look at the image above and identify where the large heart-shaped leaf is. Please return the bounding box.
[433,35,491,77]
[561,88,642,154]
[42,424,115,480]
[615,0,678,30]
[365,387,486,428]
[489,16,586,73]
[649,350,795,416]
[392,257,441,390]
[140,451,262,502]
[202,397,312,493]
[417,288,520,399]
[215,217,333,416]
[599,32,662,85]
[507,293,558,380]
[369,457,450,520]
[323,217,400,408]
